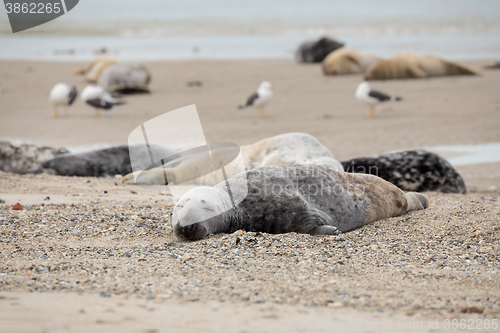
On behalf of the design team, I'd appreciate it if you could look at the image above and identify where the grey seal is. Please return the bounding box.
[0,140,68,174]
[97,63,151,93]
[341,149,467,194]
[122,132,343,185]
[295,37,344,63]
[38,144,174,177]
[171,165,429,240]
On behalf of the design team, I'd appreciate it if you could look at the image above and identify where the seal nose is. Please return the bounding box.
[171,208,208,240]
[173,222,207,241]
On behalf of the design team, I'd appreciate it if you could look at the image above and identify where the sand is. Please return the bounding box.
[0,59,499,332]
[1,59,500,190]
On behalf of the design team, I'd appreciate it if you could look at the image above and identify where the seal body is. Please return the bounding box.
[122,132,343,185]
[40,144,174,177]
[97,63,151,93]
[171,165,429,240]
[341,149,467,194]
[0,140,68,174]
[241,132,343,171]
[73,56,116,83]
[295,37,344,63]
[322,49,383,76]
[364,53,479,80]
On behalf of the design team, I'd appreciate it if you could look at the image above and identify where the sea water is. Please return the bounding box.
[1,0,499,60]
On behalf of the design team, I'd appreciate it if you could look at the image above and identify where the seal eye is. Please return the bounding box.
[201,200,206,203]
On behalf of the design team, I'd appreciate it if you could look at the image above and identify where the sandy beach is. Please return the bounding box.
[1,59,500,189]
[0,59,499,332]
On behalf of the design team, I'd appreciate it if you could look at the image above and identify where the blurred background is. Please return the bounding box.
[1,0,500,60]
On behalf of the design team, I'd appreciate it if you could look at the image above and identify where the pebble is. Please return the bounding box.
[0,181,498,317]
[12,202,23,210]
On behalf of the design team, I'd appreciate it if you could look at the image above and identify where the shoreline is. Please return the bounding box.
[1,34,500,62]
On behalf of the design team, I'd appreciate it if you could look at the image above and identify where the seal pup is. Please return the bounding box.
[238,81,274,118]
[322,49,383,76]
[171,165,429,240]
[49,83,78,118]
[364,53,480,80]
[121,132,343,185]
[355,81,401,118]
[97,63,151,93]
[295,37,344,63]
[341,149,467,194]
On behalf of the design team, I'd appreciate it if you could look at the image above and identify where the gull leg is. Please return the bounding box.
[257,106,266,118]
[64,105,68,117]
[261,107,267,118]
[52,106,58,118]
[93,108,100,117]
[365,105,375,118]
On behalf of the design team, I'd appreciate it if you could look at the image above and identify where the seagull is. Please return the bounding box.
[48,83,77,118]
[81,85,122,117]
[238,81,274,118]
[355,81,401,118]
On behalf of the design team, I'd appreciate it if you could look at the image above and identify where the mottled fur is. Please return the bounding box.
[341,149,467,194]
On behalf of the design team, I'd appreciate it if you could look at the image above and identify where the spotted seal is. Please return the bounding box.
[341,149,467,194]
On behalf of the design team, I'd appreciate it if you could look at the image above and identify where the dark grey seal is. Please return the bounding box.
[0,140,68,174]
[171,165,429,241]
[38,144,174,177]
[341,149,467,194]
[295,37,344,63]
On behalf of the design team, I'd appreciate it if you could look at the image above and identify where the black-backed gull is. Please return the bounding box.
[355,81,401,118]
[238,81,274,118]
[48,83,77,118]
[81,85,122,117]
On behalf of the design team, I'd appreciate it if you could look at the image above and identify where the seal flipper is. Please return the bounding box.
[405,192,429,212]
[308,225,341,236]
[300,206,340,235]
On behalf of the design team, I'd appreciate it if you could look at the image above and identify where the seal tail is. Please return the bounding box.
[405,192,429,212]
